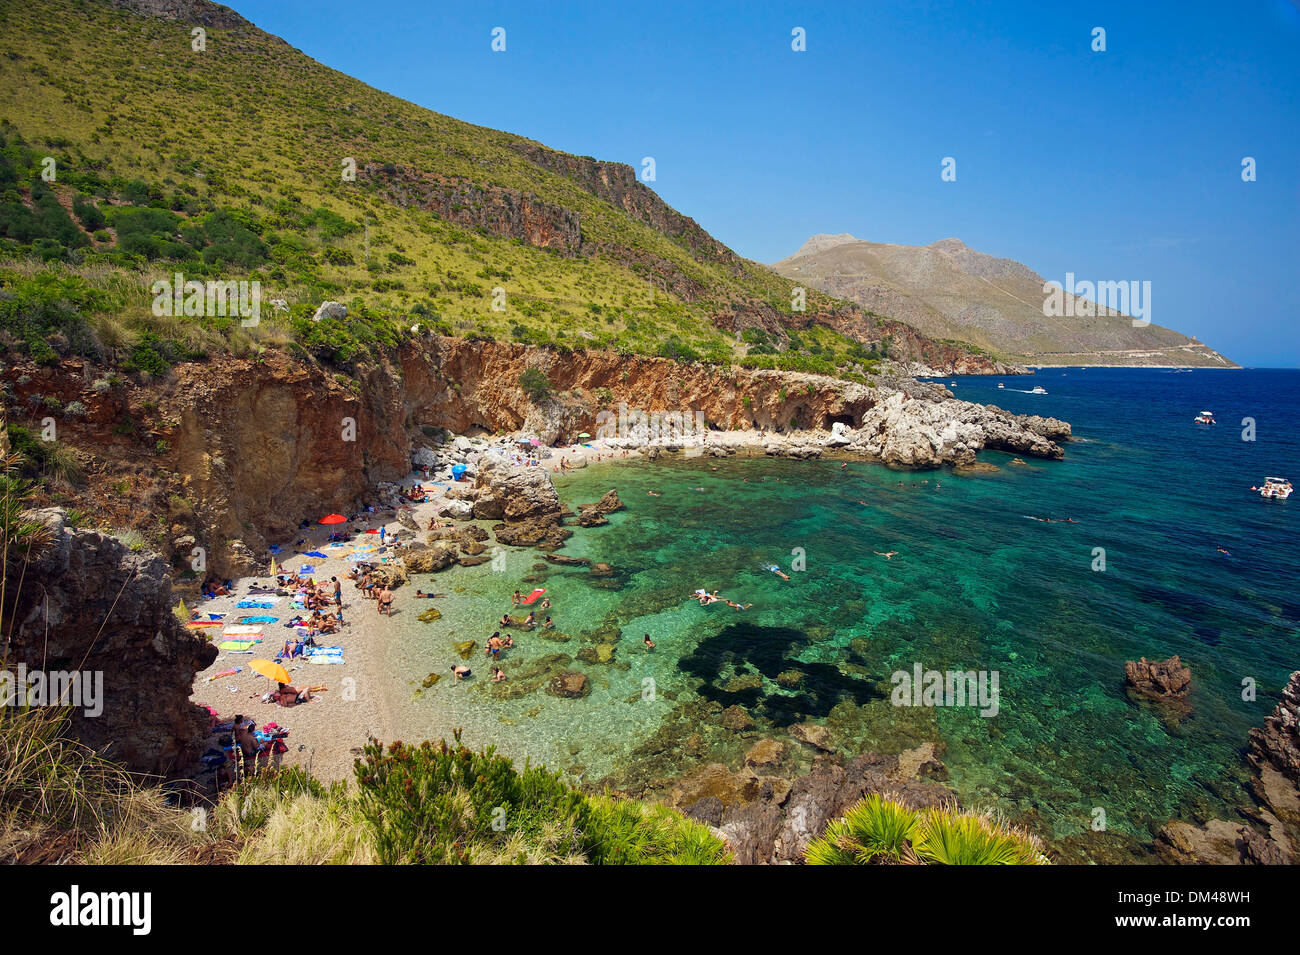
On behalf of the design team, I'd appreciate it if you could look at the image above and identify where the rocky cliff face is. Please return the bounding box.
[1155,671,1299,865]
[3,334,1069,582]
[364,163,582,253]
[4,509,218,776]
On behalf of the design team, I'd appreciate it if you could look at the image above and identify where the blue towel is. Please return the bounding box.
[269,545,282,554]
[298,564,316,574]
[236,601,275,609]
[304,551,327,559]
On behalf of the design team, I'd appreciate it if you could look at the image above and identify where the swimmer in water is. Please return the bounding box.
[769,565,790,580]
[644,633,655,650]
[648,490,661,496]
[875,551,898,560]
[1216,547,1230,555]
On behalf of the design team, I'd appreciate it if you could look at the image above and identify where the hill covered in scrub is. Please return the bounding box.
[0,0,1009,379]
[773,234,1235,368]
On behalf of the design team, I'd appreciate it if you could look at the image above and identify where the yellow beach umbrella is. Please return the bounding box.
[249,659,290,685]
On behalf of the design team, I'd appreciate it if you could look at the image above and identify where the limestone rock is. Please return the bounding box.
[1124,655,1192,699]
[311,300,347,322]
[547,671,590,698]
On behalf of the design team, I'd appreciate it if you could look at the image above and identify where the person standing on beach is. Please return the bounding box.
[377,586,394,616]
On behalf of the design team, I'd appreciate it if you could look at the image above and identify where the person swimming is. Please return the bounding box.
[768,565,790,580]
[450,665,472,682]
[643,633,655,650]
[875,551,898,560]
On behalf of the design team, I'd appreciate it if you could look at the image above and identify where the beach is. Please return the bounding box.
[187,435,642,784]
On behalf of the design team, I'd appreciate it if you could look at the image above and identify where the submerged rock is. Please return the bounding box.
[548,671,590,698]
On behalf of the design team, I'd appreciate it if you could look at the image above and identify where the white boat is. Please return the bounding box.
[997,382,1005,389]
[1029,385,1048,395]
[1194,411,1216,425]
[1260,477,1293,500]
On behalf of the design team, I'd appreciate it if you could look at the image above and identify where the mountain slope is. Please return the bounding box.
[773,234,1234,368]
[0,0,1004,377]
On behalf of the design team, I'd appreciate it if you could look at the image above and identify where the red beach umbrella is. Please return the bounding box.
[319,514,347,525]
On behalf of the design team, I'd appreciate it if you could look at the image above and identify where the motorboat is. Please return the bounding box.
[1029,385,1048,395]
[997,382,1005,389]
[1260,477,1293,500]
[1194,411,1216,425]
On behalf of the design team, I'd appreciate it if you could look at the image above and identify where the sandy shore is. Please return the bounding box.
[187,437,641,786]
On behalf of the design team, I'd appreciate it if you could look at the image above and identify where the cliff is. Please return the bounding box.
[2,335,1068,579]
[4,509,217,776]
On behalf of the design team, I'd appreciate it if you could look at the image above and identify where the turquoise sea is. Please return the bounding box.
[385,367,1299,859]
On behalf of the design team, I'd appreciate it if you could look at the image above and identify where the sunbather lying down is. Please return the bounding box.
[271,682,323,706]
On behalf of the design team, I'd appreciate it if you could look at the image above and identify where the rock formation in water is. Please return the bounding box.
[1155,670,1299,864]
[4,509,217,775]
[1125,656,1193,700]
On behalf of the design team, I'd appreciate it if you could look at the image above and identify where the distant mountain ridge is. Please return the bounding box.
[773,234,1234,368]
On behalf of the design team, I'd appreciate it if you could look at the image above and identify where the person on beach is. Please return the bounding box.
[539,597,551,611]
[644,633,655,651]
[276,682,312,706]
[499,613,513,628]
[512,590,523,606]
[332,576,342,604]
[378,586,394,616]
[451,665,472,682]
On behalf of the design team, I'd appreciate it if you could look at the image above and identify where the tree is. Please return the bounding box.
[519,367,553,403]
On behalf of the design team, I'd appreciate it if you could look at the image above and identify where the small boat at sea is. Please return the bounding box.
[997,382,1005,389]
[1029,385,1048,395]
[1260,477,1293,500]
[1194,411,1216,425]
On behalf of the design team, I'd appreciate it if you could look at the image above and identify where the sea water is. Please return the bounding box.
[383,367,1298,857]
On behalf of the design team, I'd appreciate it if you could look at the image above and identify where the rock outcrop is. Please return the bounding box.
[680,751,953,865]
[1125,656,1192,700]
[577,489,623,527]
[1155,670,1299,864]
[4,510,217,776]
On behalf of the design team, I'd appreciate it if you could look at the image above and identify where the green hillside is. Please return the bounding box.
[0,0,909,378]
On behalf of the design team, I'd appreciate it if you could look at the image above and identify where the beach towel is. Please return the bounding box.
[304,551,327,559]
[218,639,259,651]
[207,668,241,681]
[236,601,276,609]
[222,625,264,636]
[186,621,222,628]
[206,613,227,621]
[521,588,546,605]
[237,616,279,624]
[297,564,316,574]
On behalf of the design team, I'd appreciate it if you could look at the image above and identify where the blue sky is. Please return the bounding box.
[228,0,1300,366]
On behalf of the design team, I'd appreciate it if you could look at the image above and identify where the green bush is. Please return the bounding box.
[518,367,553,403]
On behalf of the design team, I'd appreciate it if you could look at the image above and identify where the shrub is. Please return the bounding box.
[805,796,1050,866]
[518,367,553,403]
